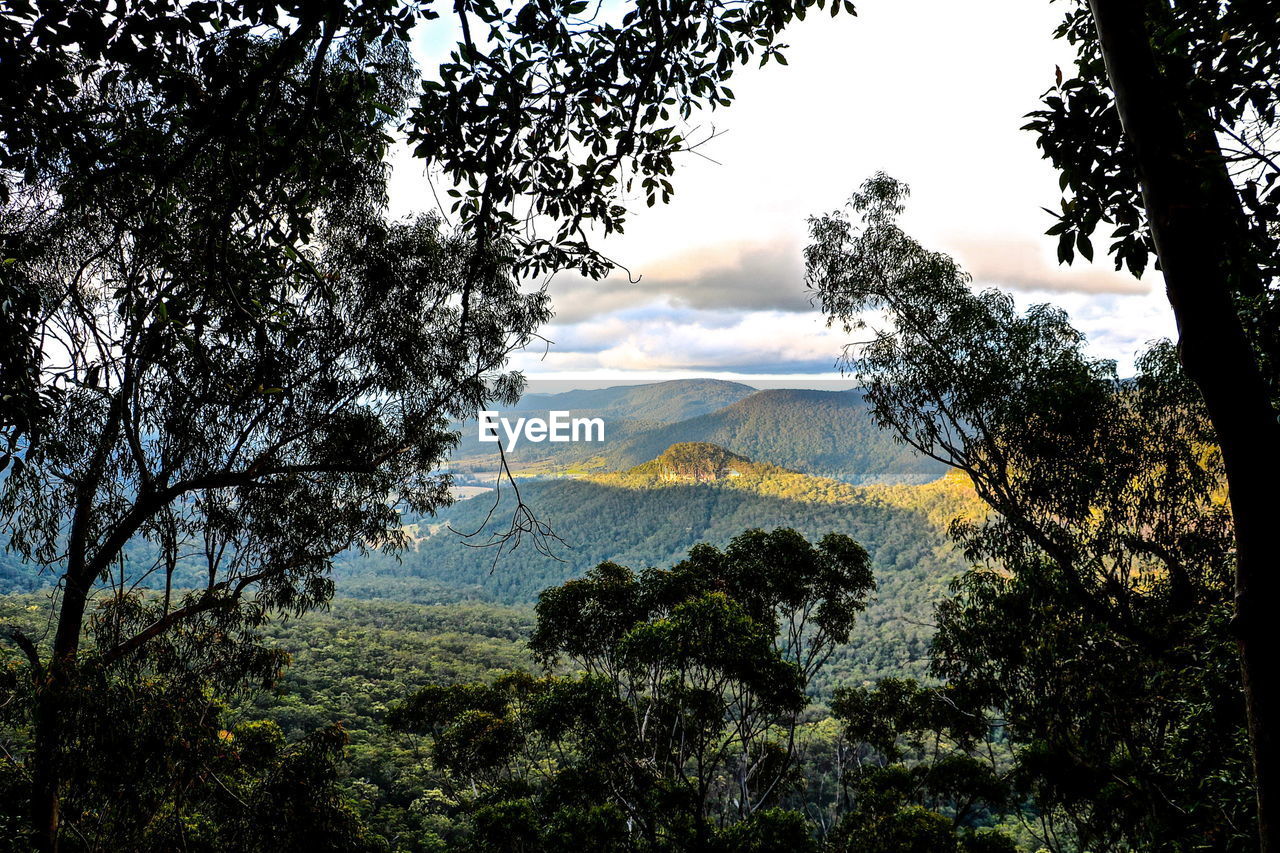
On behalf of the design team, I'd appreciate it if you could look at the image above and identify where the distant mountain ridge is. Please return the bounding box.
[515,379,756,424]
[595,389,946,484]
[450,378,756,464]
[452,381,945,486]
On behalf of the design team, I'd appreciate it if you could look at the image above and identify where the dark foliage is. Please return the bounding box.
[809,175,1252,850]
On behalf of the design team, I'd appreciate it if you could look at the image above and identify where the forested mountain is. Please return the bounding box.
[338,443,980,681]
[516,378,756,424]
[0,380,989,839]
[597,390,946,483]
[449,379,756,467]
[0,438,978,683]
[452,383,946,486]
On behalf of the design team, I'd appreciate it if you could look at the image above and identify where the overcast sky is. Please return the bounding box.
[388,0,1179,383]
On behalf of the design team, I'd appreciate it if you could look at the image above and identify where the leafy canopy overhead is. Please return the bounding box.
[413,0,856,277]
[1,0,856,276]
[1027,1,1279,275]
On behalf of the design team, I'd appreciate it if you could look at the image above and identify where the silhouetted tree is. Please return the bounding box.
[1026,5,1280,843]
[821,679,1014,853]
[0,30,551,849]
[808,176,1251,850]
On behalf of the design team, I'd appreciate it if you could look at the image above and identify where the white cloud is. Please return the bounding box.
[948,235,1152,295]
[513,308,847,374]
[545,237,811,323]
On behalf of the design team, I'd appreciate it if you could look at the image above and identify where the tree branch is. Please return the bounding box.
[0,626,44,681]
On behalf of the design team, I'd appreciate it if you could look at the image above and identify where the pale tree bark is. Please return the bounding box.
[1085,1,1280,849]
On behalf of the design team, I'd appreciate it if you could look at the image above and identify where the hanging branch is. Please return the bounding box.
[447,437,567,571]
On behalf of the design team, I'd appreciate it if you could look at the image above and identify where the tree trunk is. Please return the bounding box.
[1085,1,1280,849]
[31,685,63,853]
[30,573,92,853]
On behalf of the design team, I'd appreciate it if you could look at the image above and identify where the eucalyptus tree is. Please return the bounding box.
[2,0,855,452]
[823,679,1014,853]
[0,30,552,849]
[392,528,875,852]
[1026,4,1280,843]
[807,176,1250,849]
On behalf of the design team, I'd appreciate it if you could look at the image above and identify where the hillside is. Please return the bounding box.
[450,379,756,469]
[515,378,756,424]
[339,443,982,681]
[594,389,948,484]
[602,441,769,485]
[0,437,976,682]
[454,385,946,485]
[597,443,981,521]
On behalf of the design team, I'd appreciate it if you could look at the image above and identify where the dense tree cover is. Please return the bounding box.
[0,604,371,852]
[0,594,538,852]
[1030,3,1280,843]
[241,599,540,849]
[7,1,1270,850]
[0,438,976,690]
[808,176,1251,850]
[820,678,1018,853]
[1,514,1044,853]
[388,529,1022,852]
[0,583,1028,852]
[0,550,44,594]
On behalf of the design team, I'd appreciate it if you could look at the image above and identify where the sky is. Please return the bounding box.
[387,0,1179,384]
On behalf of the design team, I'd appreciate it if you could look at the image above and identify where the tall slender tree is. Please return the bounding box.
[1026,3,1280,846]
[1,31,551,848]
[392,528,876,852]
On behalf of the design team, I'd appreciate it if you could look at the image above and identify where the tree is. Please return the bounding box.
[0,28,552,849]
[822,679,1014,853]
[1025,4,1280,845]
[2,3,856,848]
[807,176,1252,849]
[391,527,876,852]
[1,0,855,445]
[0,631,372,853]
